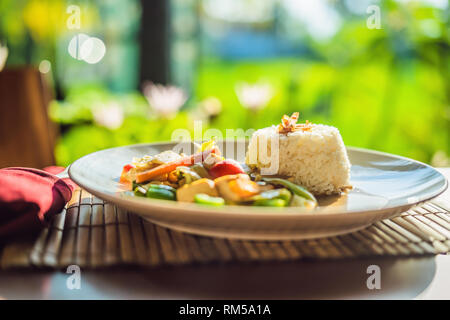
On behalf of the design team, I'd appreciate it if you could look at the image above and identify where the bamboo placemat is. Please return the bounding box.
[1,188,450,269]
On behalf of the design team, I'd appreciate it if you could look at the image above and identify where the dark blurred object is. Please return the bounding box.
[0,67,57,168]
[139,0,169,85]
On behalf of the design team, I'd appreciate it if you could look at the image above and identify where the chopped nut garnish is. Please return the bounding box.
[277,112,313,134]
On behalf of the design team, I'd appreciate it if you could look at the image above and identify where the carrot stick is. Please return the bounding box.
[135,147,219,183]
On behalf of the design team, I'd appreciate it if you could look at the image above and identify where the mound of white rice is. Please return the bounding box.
[246,124,351,195]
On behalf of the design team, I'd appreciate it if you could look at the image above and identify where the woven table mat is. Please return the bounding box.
[1,188,450,269]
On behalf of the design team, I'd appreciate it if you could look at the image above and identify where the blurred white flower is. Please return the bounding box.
[235,82,273,111]
[143,81,187,118]
[431,150,450,167]
[93,103,124,130]
[0,43,8,71]
[188,108,209,126]
[199,96,222,117]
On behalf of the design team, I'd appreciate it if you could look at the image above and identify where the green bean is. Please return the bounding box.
[194,193,225,206]
[249,188,292,203]
[194,193,225,207]
[144,183,177,193]
[261,177,317,203]
[253,198,286,207]
[145,185,176,201]
[267,188,291,202]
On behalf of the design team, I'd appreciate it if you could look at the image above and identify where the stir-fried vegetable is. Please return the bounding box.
[190,164,211,179]
[134,185,147,197]
[194,193,225,206]
[249,188,291,203]
[228,178,259,198]
[143,183,177,192]
[136,147,219,183]
[246,188,291,207]
[261,177,317,203]
[176,166,202,185]
[214,174,259,202]
[253,198,286,207]
[134,184,176,201]
[119,163,136,183]
[123,139,319,210]
[197,138,217,152]
[131,171,317,208]
[176,178,218,202]
[146,186,176,201]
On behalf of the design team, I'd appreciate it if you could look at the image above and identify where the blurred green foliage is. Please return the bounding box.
[196,56,448,164]
[194,0,450,166]
[49,84,192,165]
[1,0,449,166]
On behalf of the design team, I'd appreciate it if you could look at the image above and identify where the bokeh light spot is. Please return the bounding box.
[68,34,106,64]
[68,33,90,60]
[38,60,51,73]
[79,37,106,64]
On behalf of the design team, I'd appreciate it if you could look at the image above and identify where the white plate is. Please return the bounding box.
[69,141,448,240]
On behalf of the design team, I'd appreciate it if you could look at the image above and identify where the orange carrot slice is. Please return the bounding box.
[228,179,259,198]
[135,147,219,183]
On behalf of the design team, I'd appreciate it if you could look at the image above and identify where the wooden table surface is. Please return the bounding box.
[0,169,448,300]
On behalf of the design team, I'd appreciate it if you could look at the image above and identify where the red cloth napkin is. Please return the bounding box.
[0,166,75,241]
